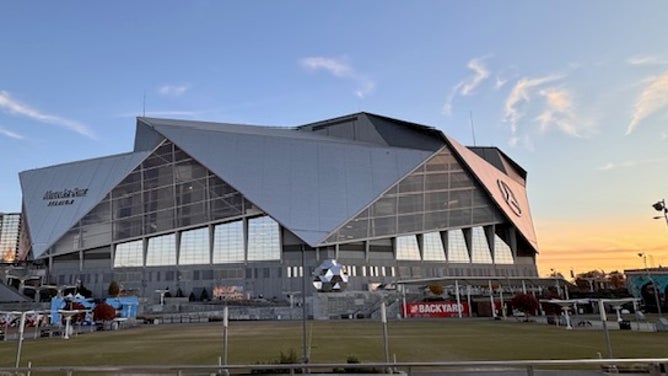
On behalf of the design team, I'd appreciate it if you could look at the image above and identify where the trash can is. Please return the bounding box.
[618,320,631,330]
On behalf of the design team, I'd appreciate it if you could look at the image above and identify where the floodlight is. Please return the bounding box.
[652,200,665,212]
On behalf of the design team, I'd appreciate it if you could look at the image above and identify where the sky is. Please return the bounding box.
[1,1,668,277]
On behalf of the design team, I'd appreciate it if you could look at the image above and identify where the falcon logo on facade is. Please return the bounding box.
[497,179,522,217]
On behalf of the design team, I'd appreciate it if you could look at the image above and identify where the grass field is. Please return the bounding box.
[1,318,667,368]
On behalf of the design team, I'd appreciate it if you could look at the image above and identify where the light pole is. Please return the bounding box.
[652,199,668,228]
[550,268,561,298]
[638,252,662,317]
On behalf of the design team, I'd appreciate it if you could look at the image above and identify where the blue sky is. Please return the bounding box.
[2,1,668,274]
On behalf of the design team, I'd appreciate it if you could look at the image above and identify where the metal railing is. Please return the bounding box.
[1,358,667,376]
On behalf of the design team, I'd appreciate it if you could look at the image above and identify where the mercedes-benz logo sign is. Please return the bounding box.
[497,179,522,217]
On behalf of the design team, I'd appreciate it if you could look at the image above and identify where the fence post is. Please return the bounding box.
[649,363,660,376]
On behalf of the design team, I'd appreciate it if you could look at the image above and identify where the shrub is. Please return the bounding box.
[427,283,444,296]
[108,281,120,297]
[93,302,117,322]
[200,288,209,302]
[510,293,539,318]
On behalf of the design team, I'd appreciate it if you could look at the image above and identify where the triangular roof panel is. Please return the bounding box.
[141,118,434,246]
[445,136,538,251]
[19,151,151,258]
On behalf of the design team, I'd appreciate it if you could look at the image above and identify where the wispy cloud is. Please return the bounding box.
[628,55,668,66]
[0,91,94,138]
[535,88,580,137]
[158,84,190,97]
[495,76,508,90]
[503,74,563,136]
[460,57,491,95]
[443,56,491,115]
[597,157,668,171]
[0,126,23,140]
[299,56,375,98]
[626,70,668,135]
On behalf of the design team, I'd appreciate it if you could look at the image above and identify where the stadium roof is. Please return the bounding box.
[19,112,538,258]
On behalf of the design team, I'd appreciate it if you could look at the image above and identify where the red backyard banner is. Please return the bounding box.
[404,301,470,318]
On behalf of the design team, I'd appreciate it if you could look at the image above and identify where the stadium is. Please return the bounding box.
[12,112,539,316]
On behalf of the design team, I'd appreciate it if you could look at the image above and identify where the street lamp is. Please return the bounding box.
[638,252,662,317]
[652,199,668,227]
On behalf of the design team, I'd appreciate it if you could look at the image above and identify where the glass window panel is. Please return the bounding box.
[448,190,472,209]
[424,211,449,229]
[143,165,174,190]
[213,221,244,263]
[398,175,423,193]
[425,191,449,211]
[447,230,469,263]
[371,196,396,217]
[396,235,421,260]
[425,152,456,172]
[336,216,369,241]
[449,208,472,228]
[211,193,244,220]
[451,171,474,189]
[371,217,396,237]
[247,216,280,261]
[472,190,491,207]
[113,192,142,218]
[146,234,176,266]
[179,227,210,265]
[494,234,514,264]
[114,240,143,267]
[472,207,498,224]
[397,214,422,233]
[423,232,446,261]
[398,194,423,214]
[144,208,175,234]
[143,186,174,213]
[174,160,208,182]
[114,171,142,197]
[470,227,493,264]
[176,179,207,206]
[113,215,143,240]
[425,173,449,191]
[177,202,209,228]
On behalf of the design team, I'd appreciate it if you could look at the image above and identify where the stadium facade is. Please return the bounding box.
[18,112,539,301]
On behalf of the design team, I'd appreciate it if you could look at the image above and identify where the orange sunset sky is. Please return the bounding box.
[535,217,668,278]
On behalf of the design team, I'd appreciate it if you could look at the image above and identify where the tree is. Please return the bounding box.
[607,271,626,289]
[108,281,120,297]
[93,302,116,320]
[200,288,209,302]
[427,283,444,296]
[510,293,539,319]
[64,301,88,324]
[93,302,117,329]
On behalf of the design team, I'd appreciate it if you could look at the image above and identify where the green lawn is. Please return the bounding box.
[0,318,667,368]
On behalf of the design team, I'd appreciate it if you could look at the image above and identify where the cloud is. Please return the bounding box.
[443,56,492,115]
[597,157,668,171]
[626,70,668,135]
[495,76,508,90]
[0,126,23,140]
[299,56,375,98]
[158,84,190,97]
[628,55,668,66]
[503,74,563,135]
[460,57,491,95]
[0,91,94,138]
[535,88,580,137]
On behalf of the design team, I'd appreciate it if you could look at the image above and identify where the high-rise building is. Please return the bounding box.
[0,212,21,263]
